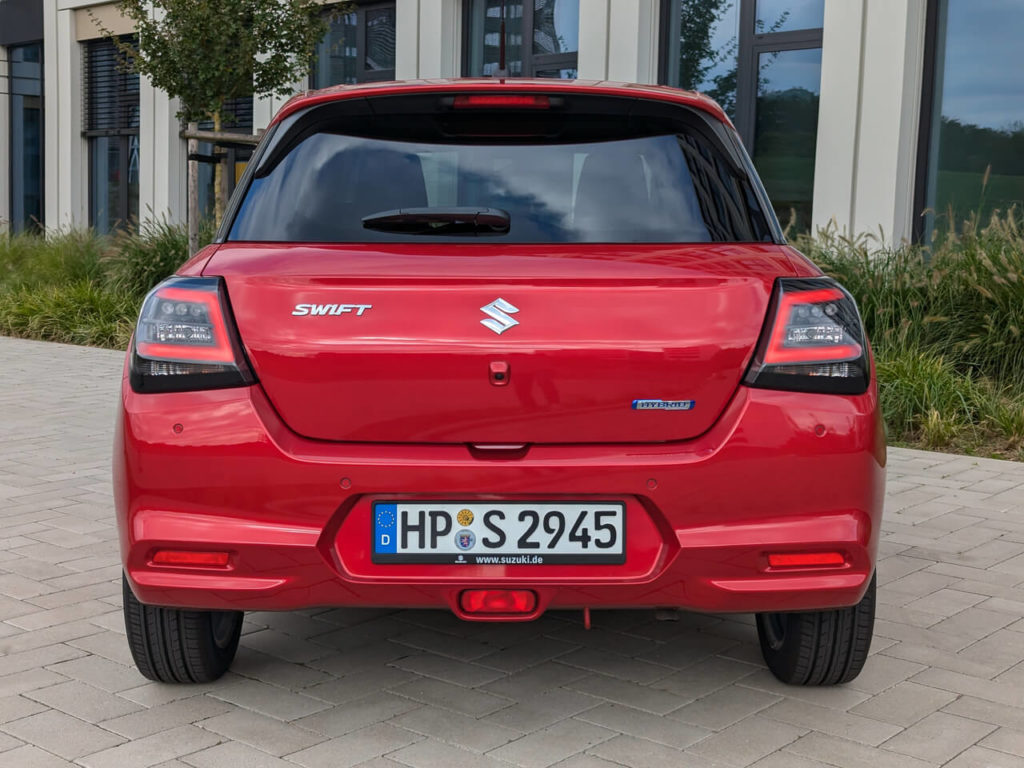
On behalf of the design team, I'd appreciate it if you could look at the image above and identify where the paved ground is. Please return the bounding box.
[0,336,1023,768]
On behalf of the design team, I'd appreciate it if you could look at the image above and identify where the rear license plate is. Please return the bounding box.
[372,501,625,564]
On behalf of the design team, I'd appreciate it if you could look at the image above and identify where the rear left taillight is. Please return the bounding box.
[744,277,870,395]
[130,277,254,393]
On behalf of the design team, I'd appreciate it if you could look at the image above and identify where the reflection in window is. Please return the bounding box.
[9,43,44,233]
[83,36,140,234]
[755,0,824,33]
[466,0,578,78]
[753,47,821,233]
[920,0,1024,240]
[312,11,358,86]
[365,6,396,73]
[311,3,396,87]
[533,0,579,56]
[662,0,740,118]
[468,0,524,76]
[197,97,254,224]
[89,138,120,236]
[230,132,771,244]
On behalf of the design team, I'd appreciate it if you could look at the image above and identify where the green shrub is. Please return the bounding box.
[0,280,137,349]
[104,218,192,299]
[0,230,107,288]
[796,210,1024,456]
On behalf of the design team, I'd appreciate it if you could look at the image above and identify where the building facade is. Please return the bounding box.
[1,0,1021,243]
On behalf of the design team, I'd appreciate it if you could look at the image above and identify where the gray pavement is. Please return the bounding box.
[0,334,1023,768]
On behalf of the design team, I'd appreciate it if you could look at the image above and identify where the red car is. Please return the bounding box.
[115,80,884,687]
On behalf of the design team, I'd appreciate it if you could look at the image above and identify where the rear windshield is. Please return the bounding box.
[228,107,775,244]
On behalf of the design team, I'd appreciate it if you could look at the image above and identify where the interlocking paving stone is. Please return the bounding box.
[881,711,998,764]
[487,719,616,768]
[287,723,422,768]
[1,333,1024,766]
[75,724,221,768]
[849,680,958,727]
[589,734,725,768]
[686,714,806,766]
[1,709,125,760]
[0,744,78,768]
[944,745,1024,768]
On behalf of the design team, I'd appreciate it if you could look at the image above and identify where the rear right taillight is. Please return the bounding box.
[130,276,254,393]
[744,278,870,395]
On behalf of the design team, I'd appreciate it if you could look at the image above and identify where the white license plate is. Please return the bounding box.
[372,501,626,564]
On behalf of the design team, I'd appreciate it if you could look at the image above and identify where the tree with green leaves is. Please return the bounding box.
[94,0,340,238]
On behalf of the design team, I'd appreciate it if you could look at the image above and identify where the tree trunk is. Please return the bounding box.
[213,112,225,227]
[187,121,199,256]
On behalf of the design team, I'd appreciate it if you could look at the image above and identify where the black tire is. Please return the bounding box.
[756,573,875,685]
[122,573,243,683]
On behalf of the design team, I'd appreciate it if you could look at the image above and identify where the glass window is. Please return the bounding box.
[533,0,578,56]
[752,47,821,232]
[364,5,396,74]
[9,42,44,233]
[661,0,741,119]
[229,127,770,244]
[919,0,1024,241]
[661,0,823,233]
[83,36,140,234]
[755,0,824,33]
[466,0,578,78]
[89,137,120,235]
[197,96,254,223]
[311,3,395,88]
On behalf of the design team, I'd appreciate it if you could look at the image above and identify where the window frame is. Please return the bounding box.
[657,0,822,149]
[461,1,580,78]
[82,35,140,232]
[8,40,45,233]
[911,0,942,244]
[311,0,397,89]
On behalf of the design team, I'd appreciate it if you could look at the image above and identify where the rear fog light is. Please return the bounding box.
[460,589,537,614]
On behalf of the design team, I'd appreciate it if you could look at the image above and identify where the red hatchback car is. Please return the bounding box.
[115,80,884,687]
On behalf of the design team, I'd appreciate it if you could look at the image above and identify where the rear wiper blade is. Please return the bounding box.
[362,207,510,235]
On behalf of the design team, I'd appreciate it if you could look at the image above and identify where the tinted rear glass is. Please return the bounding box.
[228,101,775,244]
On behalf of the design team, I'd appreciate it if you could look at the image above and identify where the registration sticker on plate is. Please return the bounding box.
[371,502,625,564]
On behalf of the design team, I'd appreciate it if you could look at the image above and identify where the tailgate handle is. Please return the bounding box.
[468,443,529,460]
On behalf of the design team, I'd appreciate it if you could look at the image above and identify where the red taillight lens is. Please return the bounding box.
[745,278,869,394]
[452,94,551,109]
[460,589,537,614]
[768,552,846,568]
[152,550,231,567]
[130,277,254,393]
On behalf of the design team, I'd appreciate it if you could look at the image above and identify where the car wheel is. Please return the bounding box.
[755,573,875,685]
[122,573,243,683]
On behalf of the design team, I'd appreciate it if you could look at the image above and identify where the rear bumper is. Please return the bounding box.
[115,371,885,617]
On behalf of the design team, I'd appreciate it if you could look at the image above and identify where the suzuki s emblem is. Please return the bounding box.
[480,298,520,335]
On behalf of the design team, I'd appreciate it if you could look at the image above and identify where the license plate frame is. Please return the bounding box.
[371,500,626,565]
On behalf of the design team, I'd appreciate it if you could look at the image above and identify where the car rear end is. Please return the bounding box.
[114,81,884,685]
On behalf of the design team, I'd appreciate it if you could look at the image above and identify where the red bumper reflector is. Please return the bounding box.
[152,550,230,567]
[460,589,537,614]
[768,552,845,568]
[452,94,550,109]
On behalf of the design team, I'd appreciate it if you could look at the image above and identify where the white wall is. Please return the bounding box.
[577,0,659,83]
[44,1,89,230]
[812,0,928,243]
[395,0,461,79]
[138,82,186,225]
